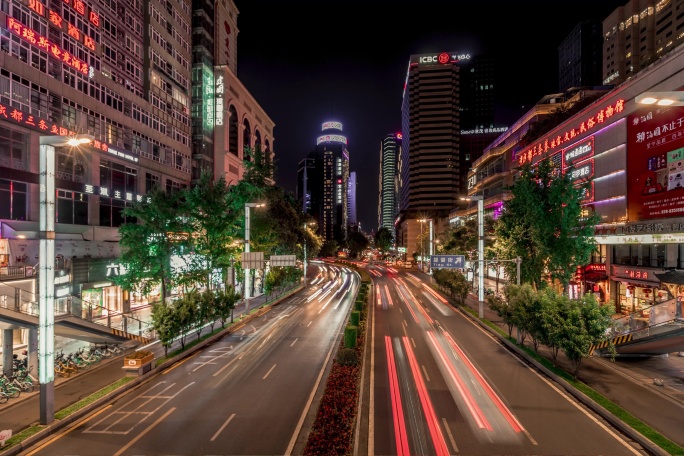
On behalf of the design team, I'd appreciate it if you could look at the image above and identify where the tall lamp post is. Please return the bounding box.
[302,222,314,286]
[461,195,485,318]
[39,134,92,425]
[418,218,433,274]
[244,202,265,314]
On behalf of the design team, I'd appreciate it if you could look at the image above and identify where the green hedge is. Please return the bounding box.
[344,326,357,348]
[350,310,360,327]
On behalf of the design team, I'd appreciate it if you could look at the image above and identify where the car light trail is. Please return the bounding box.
[402,336,450,456]
[427,330,491,430]
[442,331,524,433]
[383,284,393,307]
[385,336,410,456]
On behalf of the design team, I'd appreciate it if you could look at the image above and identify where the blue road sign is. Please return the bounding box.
[430,254,465,269]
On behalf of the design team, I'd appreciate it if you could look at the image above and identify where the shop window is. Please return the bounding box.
[99,197,130,227]
[57,190,88,225]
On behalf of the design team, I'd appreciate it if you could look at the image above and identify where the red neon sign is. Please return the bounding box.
[29,0,45,16]
[6,17,90,76]
[517,99,625,166]
[0,102,109,153]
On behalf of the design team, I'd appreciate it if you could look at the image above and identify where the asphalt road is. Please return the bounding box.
[362,266,650,455]
[15,263,357,456]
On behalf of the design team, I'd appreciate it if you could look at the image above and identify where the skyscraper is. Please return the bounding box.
[558,20,604,91]
[297,121,349,242]
[378,133,400,235]
[348,171,357,229]
[397,52,497,262]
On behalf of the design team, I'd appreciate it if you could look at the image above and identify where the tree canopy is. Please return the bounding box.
[493,159,600,290]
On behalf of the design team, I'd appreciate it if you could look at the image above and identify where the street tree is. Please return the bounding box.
[374,227,394,253]
[494,159,600,290]
[347,231,370,259]
[182,171,238,290]
[114,186,189,305]
[320,240,339,258]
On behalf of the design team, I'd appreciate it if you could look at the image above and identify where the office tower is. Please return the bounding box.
[399,52,496,219]
[558,20,604,91]
[378,133,400,235]
[298,121,349,243]
[601,0,684,86]
[348,171,357,228]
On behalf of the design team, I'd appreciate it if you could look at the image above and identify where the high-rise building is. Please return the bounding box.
[348,171,357,228]
[397,52,497,261]
[558,20,604,91]
[296,121,349,243]
[602,0,684,86]
[378,133,400,235]
[0,0,272,348]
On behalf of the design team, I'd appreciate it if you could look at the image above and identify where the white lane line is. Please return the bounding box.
[263,364,277,379]
[113,407,175,456]
[422,365,431,382]
[442,417,459,454]
[307,321,313,327]
[211,413,236,442]
[290,337,298,347]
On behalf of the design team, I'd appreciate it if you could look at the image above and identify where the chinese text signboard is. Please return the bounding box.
[627,105,684,220]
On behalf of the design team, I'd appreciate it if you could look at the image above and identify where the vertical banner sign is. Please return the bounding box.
[627,105,684,220]
[215,75,224,126]
[204,65,214,132]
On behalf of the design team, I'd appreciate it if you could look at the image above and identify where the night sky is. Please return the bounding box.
[233,1,626,232]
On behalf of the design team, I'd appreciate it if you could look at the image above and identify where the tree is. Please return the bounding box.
[494,159,600,290]
[215,287,241,327]
[374,227,394,253]
[114,186,189,305]
[558,293,614,377]
[346,231,370,259]
[320,240,339,258]
[151,302,177,356]
[440,216,496,287]
[182,171,238,290]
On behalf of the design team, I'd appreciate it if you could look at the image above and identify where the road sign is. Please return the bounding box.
[270,254,297,266]
[430,254,465,269]
[397,247,407,253]
[241,252,264,269]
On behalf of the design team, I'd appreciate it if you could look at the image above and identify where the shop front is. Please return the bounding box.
[611,265,666,315]
[583,263,608,304]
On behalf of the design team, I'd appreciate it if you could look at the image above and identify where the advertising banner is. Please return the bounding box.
[627,106,684,220]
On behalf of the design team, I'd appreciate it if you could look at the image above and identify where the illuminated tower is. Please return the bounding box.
[312,121,349,243]
[378,133,400,236]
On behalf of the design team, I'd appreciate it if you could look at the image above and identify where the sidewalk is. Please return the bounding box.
[420,271,684,450]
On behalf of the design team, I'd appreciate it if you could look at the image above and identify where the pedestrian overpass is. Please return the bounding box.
[591,299,684,356]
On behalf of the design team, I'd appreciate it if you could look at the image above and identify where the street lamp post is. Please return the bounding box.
[244,202,265,314]
[461,195,485,318]
[39,134,92,425]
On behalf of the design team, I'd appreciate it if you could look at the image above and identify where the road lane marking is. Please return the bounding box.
[25,405,113,456]
[307,321,313,327]
[210,413,236,441]
[263,364,277,379]
[113,407,176,456]
[290,337,298,347]
[422,365,430,381]
[162,352,199,374]
[442,417,459,454]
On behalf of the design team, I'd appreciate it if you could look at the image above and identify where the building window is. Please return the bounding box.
[57,190,88,225]
[100,159,137,195]
[0,179,27,220]
[99,197,129,227]
[0,126,28,170]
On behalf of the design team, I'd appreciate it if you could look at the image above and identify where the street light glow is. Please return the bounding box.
[66,137,93,146]
[635,91,684,106]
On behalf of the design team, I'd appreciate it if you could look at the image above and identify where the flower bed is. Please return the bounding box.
[123,350,153,368]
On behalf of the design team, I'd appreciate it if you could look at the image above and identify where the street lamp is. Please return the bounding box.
[244,202,265,314]
[39,134,92,425]
[302,222,315,286]
[460,195,485,318]
[635,91,684,106]
[418,218,433,274]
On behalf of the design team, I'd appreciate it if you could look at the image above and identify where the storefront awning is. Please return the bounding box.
[654,269,684,285]
[584,272,608,282]
[616,278,661,288]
